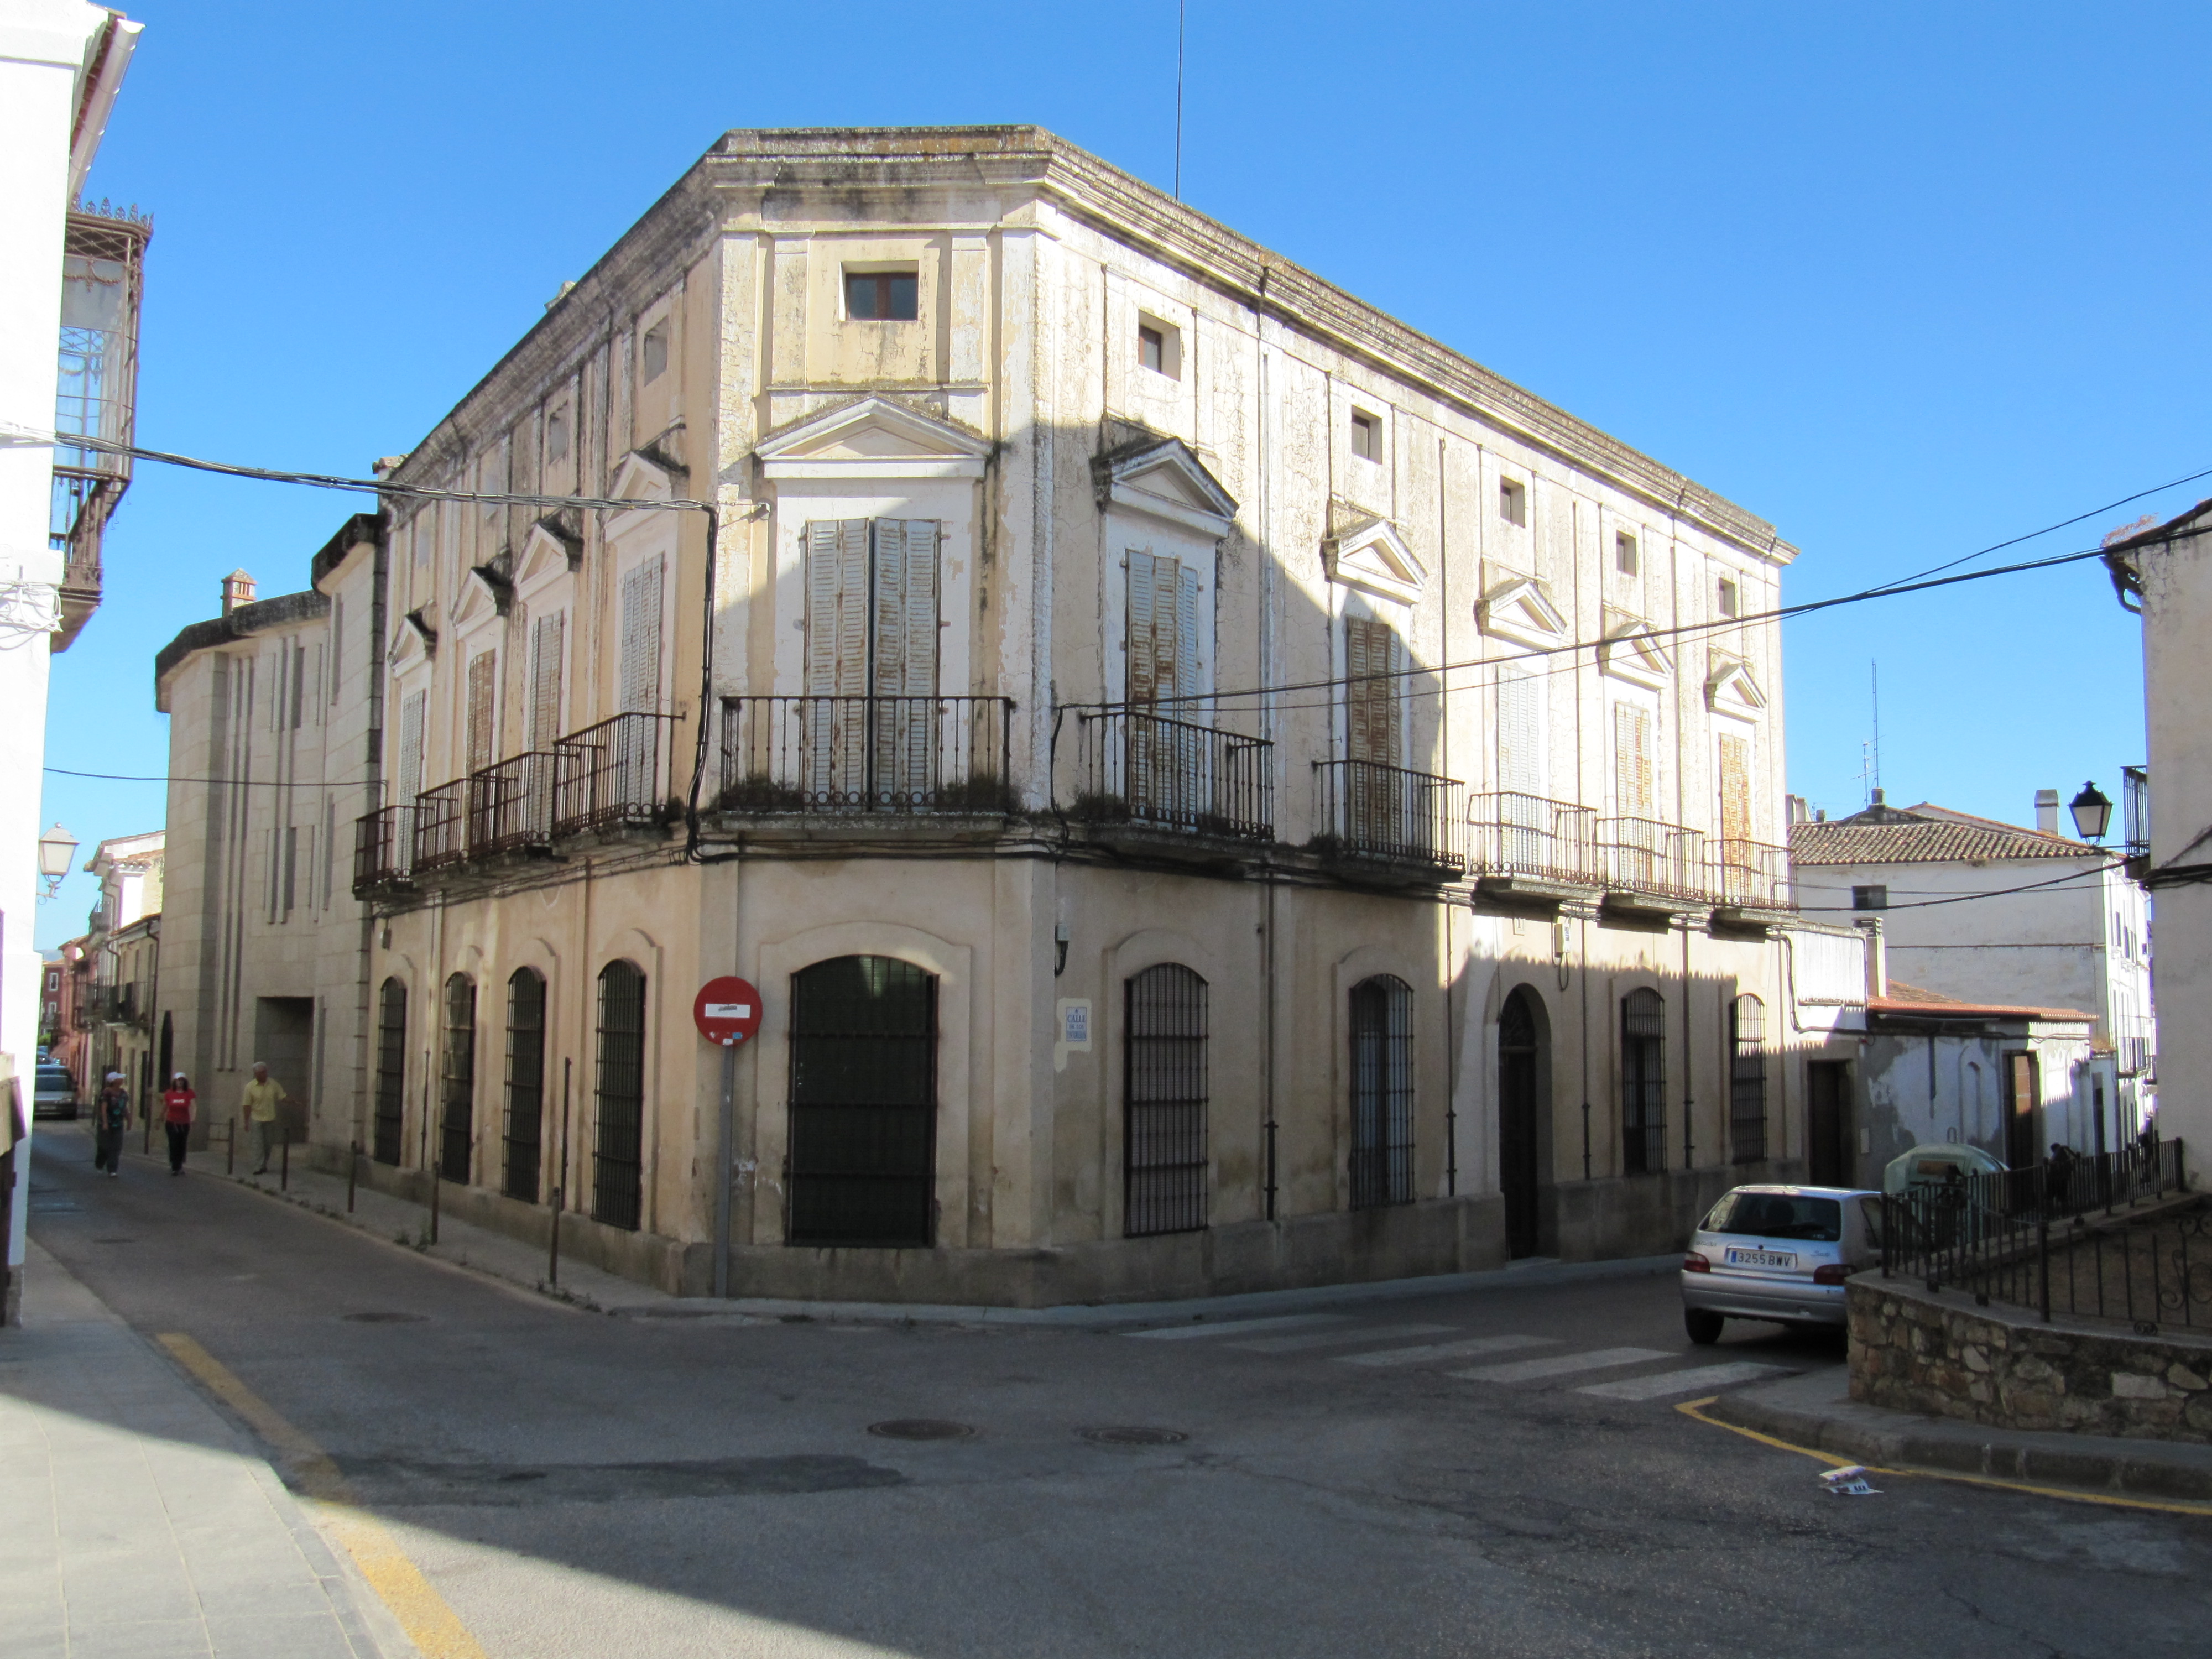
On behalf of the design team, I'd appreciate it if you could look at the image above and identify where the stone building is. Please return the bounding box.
[159,126,1863,1305]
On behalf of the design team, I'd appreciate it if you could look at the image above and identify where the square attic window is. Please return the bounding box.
[1615,531,1638,576]
[846,269,919,321]
[1499,477,1527,527]
[1852,885,1888,911]
[1350,410,1381,463]
[641,321,669,382]
[1718,576,1740,618]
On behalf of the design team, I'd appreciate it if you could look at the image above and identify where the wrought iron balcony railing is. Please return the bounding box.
[413,780,468,873]
[1599,816,1709,901]
[554,712,677,836]
[1467,792,1603,886]
[353,805,416,896]
[1063,707,1273,843]
[468,752,558,857]
[717,695,1014,816]
[1314,759,1465,870]
[1713,837,1795,912]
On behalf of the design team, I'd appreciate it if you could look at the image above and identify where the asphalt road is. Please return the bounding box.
[24,1126,2212,1658]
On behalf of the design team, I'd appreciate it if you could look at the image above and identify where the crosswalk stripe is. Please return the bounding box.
[1574,1361,1794,1401]
[1231,1322,1455,1354]
[1124,1314,1353,1342]
[1451,1346,1674,1384]
[1338,1333,1559,1369]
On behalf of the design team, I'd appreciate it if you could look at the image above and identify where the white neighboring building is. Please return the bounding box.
[0,0,139,1323]
[1790,791,2152,1154]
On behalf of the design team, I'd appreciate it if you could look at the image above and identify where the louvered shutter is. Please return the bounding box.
[398,689,426,800]
[1613,703,1653,820]
[530,612,565,751]
[466,650,497,773]
[1718,733,1750,843]
[1496,667,1538,796]
[1173,560,1201,708]
[1126,550,1160,704]
[802,520,870,799]
[618,556,664,715]
[872,519,940,801]
[1344,616,1402,768]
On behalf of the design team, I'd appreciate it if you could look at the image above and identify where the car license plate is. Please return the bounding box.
[1725,1248,1795,1269]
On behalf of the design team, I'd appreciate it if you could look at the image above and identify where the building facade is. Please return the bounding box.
[1791,791,2153,1150]
[76,829,160,1107]
[161,126,1863,1305]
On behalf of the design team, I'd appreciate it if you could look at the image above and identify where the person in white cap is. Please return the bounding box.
[92,1071,131,1176]
[239,1061,289,1175]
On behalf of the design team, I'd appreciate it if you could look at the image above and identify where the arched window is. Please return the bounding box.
[1621,988,1666,1176]
[440,974,476,1183]
[788,956,936,1245]
[1498,987,1546,1258]
[373,978,407,1165]
[1125,963,1208,1237]
[1349,975,1415,1208]
[593,961,648,1231]
[503,968,547,1202]
[1729,993,1767,1165]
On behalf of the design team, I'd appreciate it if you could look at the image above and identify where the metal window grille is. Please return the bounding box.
[503,969,546,1202]
[1349,975,1416,1208]
[593,962,648,1232]
[1125,964,1209,1237]
[1730,994,1767,1165]
[1621,989,1667,1176]
[787,956,937,1246]
[440,975,476,1184]
[1498,988,1543,1258]
[373,978,406,1166]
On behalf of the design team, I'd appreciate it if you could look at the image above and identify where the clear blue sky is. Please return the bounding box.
[37,0,2207,946]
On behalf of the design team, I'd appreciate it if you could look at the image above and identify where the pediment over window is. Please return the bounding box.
[450,567,507,632]
[516,518,582,599]
[607,448,680,504]
[1599,608,1672,689]
[754,395,992,481]
[391,607,437,665]
[1093,435,1238,538]
[1706,653,1767,718]
[1477,565,1568,651]
[1323,515,1425,607]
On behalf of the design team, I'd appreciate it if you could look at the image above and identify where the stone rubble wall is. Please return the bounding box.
[1849,1276,2212,1443]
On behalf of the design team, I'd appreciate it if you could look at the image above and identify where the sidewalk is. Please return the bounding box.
[1706,1367,2212,1504]
[0,1239,414,1658]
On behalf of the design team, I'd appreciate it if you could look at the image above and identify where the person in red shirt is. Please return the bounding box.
[161,1073,196,1175]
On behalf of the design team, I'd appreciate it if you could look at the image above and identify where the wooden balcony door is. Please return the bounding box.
[804,519,940,806]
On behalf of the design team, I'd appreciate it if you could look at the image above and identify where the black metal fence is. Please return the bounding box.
[1599,816,1708,901]
[1314,759,1466,870]
[718,695,1014,816]
[414,781,468,873]
[1714,837,1794,911]
[1881,1137,2196,1329]
[555,712,676,836]
[1065,707,1272,842]
[353,805,416,895]
[468,752,557,857]
[1466,792,1601,886]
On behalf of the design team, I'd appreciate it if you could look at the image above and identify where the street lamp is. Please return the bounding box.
[36,823,77,899]
[2069,781,2114,842]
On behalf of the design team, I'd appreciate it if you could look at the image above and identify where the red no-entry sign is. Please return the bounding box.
[692,977,763,1047]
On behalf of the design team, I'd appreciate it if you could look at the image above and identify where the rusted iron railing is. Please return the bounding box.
[717,695,1014,816]
[1314,759,1465,870]
[1062,707,1273,843]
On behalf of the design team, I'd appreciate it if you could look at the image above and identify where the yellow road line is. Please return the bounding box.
[1674,1394,2212,1519]
[158,1332,492,1659]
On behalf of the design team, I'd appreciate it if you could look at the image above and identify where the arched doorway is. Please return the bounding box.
[1498,987,1545,1258]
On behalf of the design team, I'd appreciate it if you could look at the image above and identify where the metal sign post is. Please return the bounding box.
[692,977,761,1301]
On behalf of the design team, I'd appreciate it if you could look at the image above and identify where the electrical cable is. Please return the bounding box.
[1796,860,2122,912]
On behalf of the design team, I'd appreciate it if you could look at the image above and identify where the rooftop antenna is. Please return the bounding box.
[1871,659,1882,800]
[1174,0,1186,200]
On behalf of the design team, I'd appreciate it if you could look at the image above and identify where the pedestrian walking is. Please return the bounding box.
[240,1062,288,1175]
[91,1071,129,1177]
[161,1072,196,1175]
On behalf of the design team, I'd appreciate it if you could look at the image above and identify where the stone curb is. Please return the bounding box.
[1704,1369,2212,1504]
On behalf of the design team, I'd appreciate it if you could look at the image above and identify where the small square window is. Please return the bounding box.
[1139,324,1164,373]
[1135,314,1181,379]
[641,321,669,383]
[1718,577,1739,618]
[1499,477,1527,527]
[1350,410,1382,463]
[546,406,570,463]
[1852,885,1888,911]
[846,269,919,321]
[1615,532,1638,576]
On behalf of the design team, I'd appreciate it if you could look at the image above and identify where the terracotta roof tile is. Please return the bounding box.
[1790,801,2095,866]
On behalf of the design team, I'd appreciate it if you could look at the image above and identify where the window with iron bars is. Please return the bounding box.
[1349,975,1415,1207]
[1730,993,1767,1164]
[594,961,648,1231]
[373,977,406,1166]
[1621,988,1667,1175]
[1125,964,1209,1236]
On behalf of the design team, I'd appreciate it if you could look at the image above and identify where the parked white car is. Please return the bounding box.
[1681,1184,1885,1343]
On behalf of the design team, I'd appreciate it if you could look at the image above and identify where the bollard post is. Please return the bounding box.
[429,1152,441,1245]
[548,1184,562,1286]
[348,1141,360,1213]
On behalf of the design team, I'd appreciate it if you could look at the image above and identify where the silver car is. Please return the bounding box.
[1681,1184,1884,1344]
[32,1063,78,1121]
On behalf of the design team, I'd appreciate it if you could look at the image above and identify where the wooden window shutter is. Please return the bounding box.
[1496,667,1539,795]
[1718,732,1751,846]
[1345,616,1402,767]
[398,689,426,800]
[466,650,497,773]
[803,520,870,700]
[870,519,940,699]
[1614,703,1654,819]
[530,611,565,751]
[1126,549,1160,704]
[618,555,665,714]
[1174,560,1201,705]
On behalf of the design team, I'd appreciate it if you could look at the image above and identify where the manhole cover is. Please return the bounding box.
[342,1312,428,1324]
[1079,1426,1188,1447]
[866,1418,975,1442]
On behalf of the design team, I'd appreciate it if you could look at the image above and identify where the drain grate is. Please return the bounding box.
[1079,1426,1188,1447]
[866,1418,975,1442]
[342,1312,428,1324]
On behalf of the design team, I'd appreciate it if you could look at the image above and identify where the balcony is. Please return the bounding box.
[554,712,677,836]
[353,806,416,894]
[51,205,152,653]
[1712,838,1795,917]
[716,696,1014,818]
[1467,792,1603,896]
[1599,817,1710,911]
[468,752,557,857]
[1313,759,1465,879]
[1063,707,1273,847]
[413,780,468,873]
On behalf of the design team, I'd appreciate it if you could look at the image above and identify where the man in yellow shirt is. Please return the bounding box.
[240,1062,289,1175]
